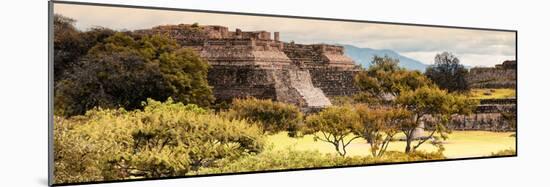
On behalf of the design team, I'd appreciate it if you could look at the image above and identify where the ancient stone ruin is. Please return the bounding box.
[467,60,517,88]
[135,24,516,131]
[422,98,516,132]
[136,24,359,111]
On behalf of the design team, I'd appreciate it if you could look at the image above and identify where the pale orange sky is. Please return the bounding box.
[54,3,516,67]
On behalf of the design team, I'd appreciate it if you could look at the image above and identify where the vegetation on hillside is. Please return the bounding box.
[52,14,514,184]
[54,14,213,116]
[54,99,264,184]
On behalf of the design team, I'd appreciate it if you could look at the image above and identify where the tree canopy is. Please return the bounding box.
[53,14,115,81]
[55,32,213,116]
[354,55,478,153]
[354,104,413,157]
[226,98,303,137]
[303,105,362,157]
[396,86,478,152]
[425,52,470,92]
[354,56,432,101]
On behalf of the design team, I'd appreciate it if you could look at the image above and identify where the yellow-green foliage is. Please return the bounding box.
[304,105,362,157]
[354,55,432,99]
[330,96,356,106]
[54,98,265,184]
[375,151,445,163]
[266,131,514,158]
[195,148,444,175]
[490,149,516,156]
[354,104,412,157]
[396,86,478,153]
[469,88,516,99]
[227,98,303,136]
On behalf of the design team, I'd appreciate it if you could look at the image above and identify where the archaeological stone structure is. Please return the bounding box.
[136,24,359,111]
[422,98,516,132]
[455,60,517,131]
[135,23,516,131]
[466,60,517,88]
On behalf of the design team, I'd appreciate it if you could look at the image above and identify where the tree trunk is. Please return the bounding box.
[405,138,412,153]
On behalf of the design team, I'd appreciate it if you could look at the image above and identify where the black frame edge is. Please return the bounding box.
[47,0,519,186]
[51,155,517,186]
[48,1,55,186]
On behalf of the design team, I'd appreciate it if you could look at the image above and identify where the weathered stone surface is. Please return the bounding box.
[136,23,516,130]
[288,69,332,108]
[137,24,357,110]
[466,61,516,88]
[308,68,359,97]
[423,99,516,132]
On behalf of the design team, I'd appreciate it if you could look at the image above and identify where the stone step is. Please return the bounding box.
[288,70,332,108]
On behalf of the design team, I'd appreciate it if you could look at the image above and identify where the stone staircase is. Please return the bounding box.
[288,69,332,108]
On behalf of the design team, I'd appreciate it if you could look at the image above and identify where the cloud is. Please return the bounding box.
[54,3,516,67]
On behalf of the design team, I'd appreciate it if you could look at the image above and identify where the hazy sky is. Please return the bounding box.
[54,3,516,67]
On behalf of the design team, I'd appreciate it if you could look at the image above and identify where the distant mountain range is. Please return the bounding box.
[342,44,429,72]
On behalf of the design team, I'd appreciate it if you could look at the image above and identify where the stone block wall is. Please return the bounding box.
[207,66,304,105]
[466,61,517,88]
[308,68,360,97]
[424,98,516,131]
[283,43,356,69]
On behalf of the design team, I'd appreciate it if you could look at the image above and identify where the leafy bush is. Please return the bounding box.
[226,98,303,136]
[195,148,445,175]
[375,151,445,163]
[54,99,264,184]
[195,148,370,174]
[490,149,516,156]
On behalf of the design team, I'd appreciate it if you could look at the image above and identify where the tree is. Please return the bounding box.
[303,106,362,157]
[396,86,478,153]
[354,55,432,102]
[355,104,413,157]
[54,14,84,81]
[55,32,213,116]
[226,98,303,137]
[354,55,477,154]
[53,14,115,81]
[425,52,470,92]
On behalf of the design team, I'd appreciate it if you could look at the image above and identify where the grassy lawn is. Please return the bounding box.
[268,131,515,158]
[469,88,516,99]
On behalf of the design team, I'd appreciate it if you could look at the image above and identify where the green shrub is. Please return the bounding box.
[490,149,516,156]
[195,148,370,174]
[227,98,303,136]
[54,98,265,184]
[195,148,445,175]
[374,151,446,163]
